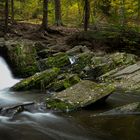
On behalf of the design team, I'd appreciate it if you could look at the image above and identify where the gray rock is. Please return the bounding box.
[102,102,140,115]
[46,80,115,111]
[66,45,90,55]
[0,38,5,46]
[101,61,140,92]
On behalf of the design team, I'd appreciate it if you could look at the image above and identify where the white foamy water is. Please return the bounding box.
[0,57,19,90]
[69,56,76,64]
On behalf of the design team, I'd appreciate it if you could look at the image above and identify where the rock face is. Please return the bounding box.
[46,80,115,111]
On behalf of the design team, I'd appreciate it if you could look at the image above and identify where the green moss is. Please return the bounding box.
[40,52,70,69]
[81,53,138,80]
[64,74,80,88]
[8,40,39,77]
[46,74,80,92]
[12,67,60,91]
[71,52,93,73]
[111,53,137,66]
[46,98,75,112]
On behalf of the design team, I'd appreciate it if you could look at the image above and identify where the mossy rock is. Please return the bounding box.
[66,45,90,55]
[110,52,138,66]
[12,68,60,91]
[37,49,58,59]
[5,39,39,78]
[46,80,115,111]
[100,61,140,92]
[38,52,70,70]
[81,52,138,80]
[70,52,93,73]
[46,74,81,92]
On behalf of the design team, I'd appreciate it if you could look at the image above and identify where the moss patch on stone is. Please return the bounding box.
[70,52,93,73]
[12,68,60,91]
[46,74,81,92]
[46,98,75,112]
[39,52,70,70]
[5,39,39,78]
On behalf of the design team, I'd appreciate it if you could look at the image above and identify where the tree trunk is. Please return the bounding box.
[120,0,125,26]
[54,0,62,26]
[5,0,9,33]
[84,0,90,31]
[11,0,14,23]
[42,0,48,29]
[138,0,140,20]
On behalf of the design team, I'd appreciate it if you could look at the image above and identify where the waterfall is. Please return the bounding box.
[0,56,19,90]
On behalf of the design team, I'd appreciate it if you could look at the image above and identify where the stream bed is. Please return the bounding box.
[0,56,140,140]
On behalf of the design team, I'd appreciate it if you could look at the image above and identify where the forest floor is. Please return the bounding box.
[1,22,78,41]
[0,22,82,52]
[0,21,140,55]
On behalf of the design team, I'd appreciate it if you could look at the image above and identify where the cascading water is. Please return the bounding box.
[69,56,76,65]
[0,57,19,90]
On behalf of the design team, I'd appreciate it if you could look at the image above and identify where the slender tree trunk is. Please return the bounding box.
[138,0,140,20]
[0,2,4,20]
[11,0,14,23]
[54,0,62,26]
[77,0,81,17]
[92,0,96,24]
[5,0,9,33]
[84,0,90,31]
[42,0,48,29]
[120,0,125,26]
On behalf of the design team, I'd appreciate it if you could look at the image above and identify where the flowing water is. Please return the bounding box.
[0,56,140,140]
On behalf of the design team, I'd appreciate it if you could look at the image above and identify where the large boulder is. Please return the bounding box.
[46,80,115,111]
[11,68,60,91]
[0,39,39,78]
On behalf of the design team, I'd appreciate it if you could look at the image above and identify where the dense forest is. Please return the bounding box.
[1,0,140,31]
[0,1,140,140]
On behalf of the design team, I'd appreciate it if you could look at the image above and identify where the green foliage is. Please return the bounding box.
[2,0,140,28]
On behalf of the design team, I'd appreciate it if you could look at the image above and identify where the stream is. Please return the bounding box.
[0,56,140,140]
